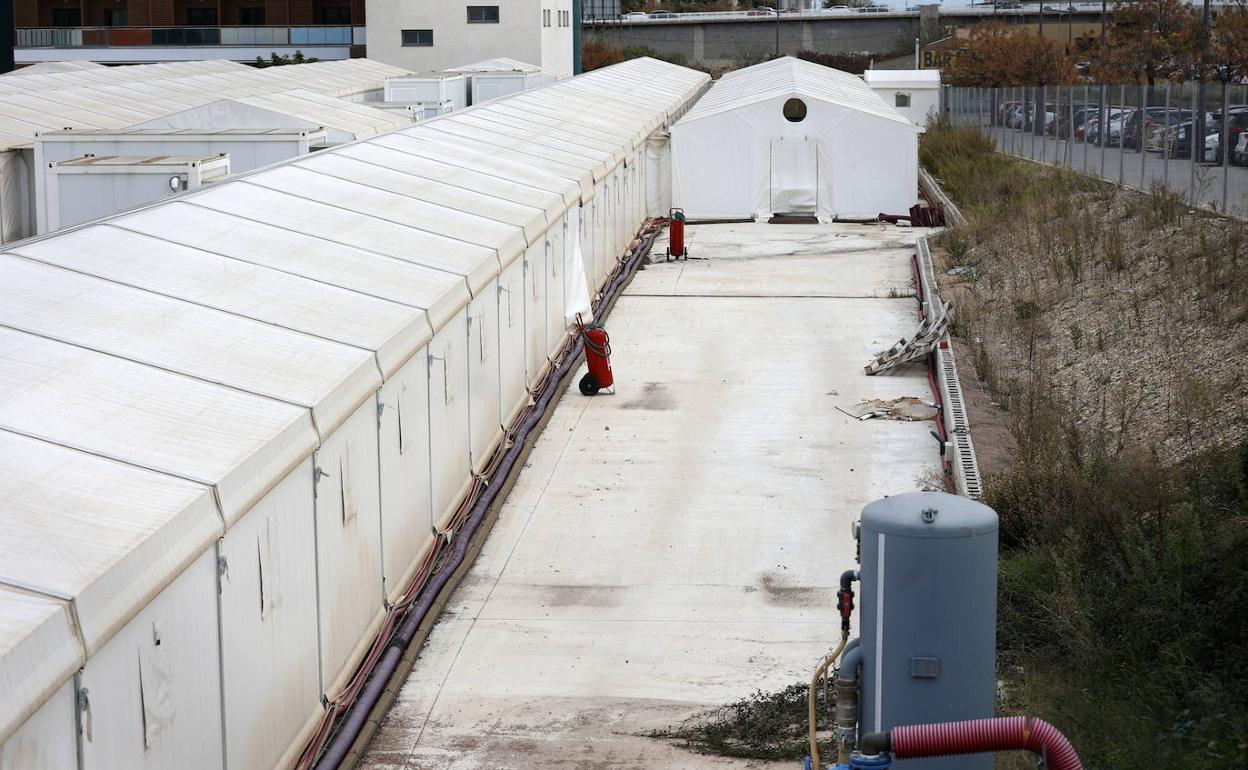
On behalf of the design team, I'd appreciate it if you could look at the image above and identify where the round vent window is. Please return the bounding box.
[783,97,807,122]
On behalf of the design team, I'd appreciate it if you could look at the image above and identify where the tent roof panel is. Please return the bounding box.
[186,181,494,297]
[679,57,913,127]
[0,431,222,657]
[8,226,419,390]
[294,151,549,251]
[0,255,382,436]
[244,165,520,278]
[335,142,564,224]
[0,326,317,526]
[0,584,82,747]
[113,202,463,333]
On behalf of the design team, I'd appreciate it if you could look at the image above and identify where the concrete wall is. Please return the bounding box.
[584,16,920,70]
[367,0,573,77]
[584,9,1109,71]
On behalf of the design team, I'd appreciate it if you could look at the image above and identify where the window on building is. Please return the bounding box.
[320,5,350,23]
[895,93,911,108]
[783,97,807,122]
[186,6,218,24]
[402,28,433,46]
[467,5,499,22]
[51,8,81,26]
[102,6,128,25]
[238,6,265,24]
[542,8,549,26]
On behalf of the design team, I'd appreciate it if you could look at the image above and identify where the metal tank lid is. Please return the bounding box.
[861,491,997,539]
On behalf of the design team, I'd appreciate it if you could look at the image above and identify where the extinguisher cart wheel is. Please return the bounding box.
[579,373,601,396]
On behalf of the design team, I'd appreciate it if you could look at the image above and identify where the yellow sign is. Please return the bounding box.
[921,49,956,69]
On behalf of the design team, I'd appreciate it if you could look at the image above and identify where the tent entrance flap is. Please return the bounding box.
[768,137,818,216]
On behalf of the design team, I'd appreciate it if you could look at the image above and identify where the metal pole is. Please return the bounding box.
[1190,84,1198,205]
[1140,84,1147,187]
[1040,85,1047,164]
[1222,79,1230,212]
[1099,84,1108,178]
[1123,84,1133,184]
[1083,84,1090,172]
[1163,82,1170,187]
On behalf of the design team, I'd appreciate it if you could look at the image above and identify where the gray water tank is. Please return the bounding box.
[858,492,998,770]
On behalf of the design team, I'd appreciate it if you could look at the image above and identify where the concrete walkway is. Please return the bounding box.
[362,222,941,770]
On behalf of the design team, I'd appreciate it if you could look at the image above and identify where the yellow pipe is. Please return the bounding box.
[808,632,849,770]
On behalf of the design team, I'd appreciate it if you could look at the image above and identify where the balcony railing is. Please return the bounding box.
[16,25,366,48]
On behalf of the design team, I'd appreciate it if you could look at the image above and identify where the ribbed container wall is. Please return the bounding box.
[858,491,998,770]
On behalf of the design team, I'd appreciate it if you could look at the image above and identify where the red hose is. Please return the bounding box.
[891,717,1082,770]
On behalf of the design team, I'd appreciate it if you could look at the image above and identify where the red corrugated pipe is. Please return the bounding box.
[863,717,1082,770]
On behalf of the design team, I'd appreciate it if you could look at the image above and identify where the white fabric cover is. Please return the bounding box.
[671,57,919,221]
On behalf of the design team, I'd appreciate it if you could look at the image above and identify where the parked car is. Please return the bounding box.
[858,4,890,11]
[746,6,777,15]
[1122,107,1188,150]
[1209,107,1248,158]
[1167,120,1218,160]
[1234,131,1248,165]
[1084,107,1132,145]
[996,99,1020,126]
[648,10,678,18]
[623,10,648,19]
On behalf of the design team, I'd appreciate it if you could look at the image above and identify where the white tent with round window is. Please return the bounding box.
[670,56,919,221]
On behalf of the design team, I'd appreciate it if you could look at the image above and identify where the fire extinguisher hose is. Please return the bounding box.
[582,323,611,358]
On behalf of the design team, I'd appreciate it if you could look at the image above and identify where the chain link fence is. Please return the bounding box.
[944,83,1248,218]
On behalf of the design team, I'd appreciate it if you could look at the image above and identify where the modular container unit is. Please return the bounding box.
[33,127,326,234]
[41,154,230,233]
[384,73,468,111]
[0,57,712,770]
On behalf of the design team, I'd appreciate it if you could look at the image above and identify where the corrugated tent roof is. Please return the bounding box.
[0,58,412,151]
[0,56,711,746]
[678,56,913,127]
[446,57,545,74]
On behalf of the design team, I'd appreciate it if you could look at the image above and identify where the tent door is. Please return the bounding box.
[769,137,818,215]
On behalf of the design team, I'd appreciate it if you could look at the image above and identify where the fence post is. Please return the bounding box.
[1140,83,1147,188]
[1222,79,1230,212]
[1163,82,1171,187]
[1083,84,1090,172]
[1189,84,1197,205]
[1099,84,1108,178]
[1118,85,1126,184]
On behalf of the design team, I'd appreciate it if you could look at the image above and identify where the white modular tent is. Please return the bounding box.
[670,56,919,221]
[0,56,710,770]
[861,69,941,132]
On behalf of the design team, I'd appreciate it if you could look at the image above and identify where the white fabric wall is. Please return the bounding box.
[0,681,76,770]
[314,399,386,698]
[429,314,472,529]
[467,282,502,472]
[671,93,918,221]
[79,548,222,770]
[498,257,528,427]
[0,151,29,245]
[218,461,321,770]
[377,351,434,604]
[523,244,549,387]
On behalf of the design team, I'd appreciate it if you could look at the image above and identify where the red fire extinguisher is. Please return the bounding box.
[665,208,687,261]
[577,314,613,396]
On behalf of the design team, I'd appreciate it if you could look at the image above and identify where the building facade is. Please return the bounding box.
[14,0,366,63]
[365,0,573,78]
[13,0,572,73]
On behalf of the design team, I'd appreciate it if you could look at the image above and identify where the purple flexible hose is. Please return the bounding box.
[312,228,659,770]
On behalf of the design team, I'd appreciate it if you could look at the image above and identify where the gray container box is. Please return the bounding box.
[858,491,998,770]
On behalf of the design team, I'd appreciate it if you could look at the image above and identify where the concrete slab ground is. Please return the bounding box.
[361,222,942,770]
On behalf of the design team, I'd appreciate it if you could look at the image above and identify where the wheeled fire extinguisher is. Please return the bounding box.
[576,314,613,396]
[665,208,687,261]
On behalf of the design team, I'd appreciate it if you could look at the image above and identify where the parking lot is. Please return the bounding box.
[948,87,1248,218]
